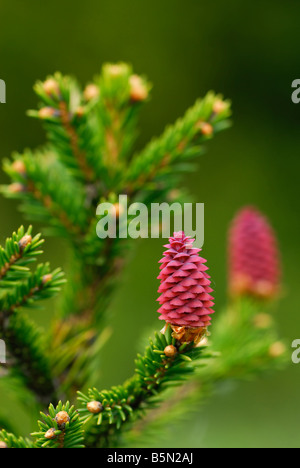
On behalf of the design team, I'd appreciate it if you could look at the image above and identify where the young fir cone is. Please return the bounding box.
[229,207,281,299]
[157,232,214,344]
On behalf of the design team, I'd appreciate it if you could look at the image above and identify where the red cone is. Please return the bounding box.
[229,207,281,299]
[157,232,214,343]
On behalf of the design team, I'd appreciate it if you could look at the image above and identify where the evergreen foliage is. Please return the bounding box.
[0,63,286,448]
[77,325,208,448]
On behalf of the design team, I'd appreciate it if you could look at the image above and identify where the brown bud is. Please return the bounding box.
[12,160,26,175]
[213,99,227,114]
[164,345,177,358]
[43,79,60,97]
[18,235,32,250]
[253,313,273,329]
[0,441,8,448]
[8,183,26,194]
[114,203,124,218]
[45,428,56,440]
[167,189,181,202]
[55,411,70,428]
[197,121,213,136]
[38,107,57,119]
[84,84,100,101]
[269,341,286,358]
[75,106,85,118]
[106,203,124,219]
[42,274,53,285]
[129,75,148,102]
[87,401,104,414]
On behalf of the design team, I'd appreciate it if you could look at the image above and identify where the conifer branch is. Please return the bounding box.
[125,297,288,447]
[97,63,150,174]
[0,64,287,450]
[0,226,43,283]
[77,325,208,448]
[0,430,34,449]
[2,153,88,240]
[124,209,287,447]
[1,66,231,335]
[124,92,231,197]
[32,401,85,448]
[0,229,65,404]
[0,325,207,448]
[50,318,112,399]
[2,314,56,405]
[29,73,101,183]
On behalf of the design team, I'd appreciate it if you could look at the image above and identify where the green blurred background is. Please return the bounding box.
[0,0,299,448]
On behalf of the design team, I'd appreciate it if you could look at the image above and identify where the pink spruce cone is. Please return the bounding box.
[229,207,281,299]
[157,232,214,344]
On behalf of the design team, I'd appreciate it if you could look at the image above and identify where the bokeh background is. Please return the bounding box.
[0,0,299,448]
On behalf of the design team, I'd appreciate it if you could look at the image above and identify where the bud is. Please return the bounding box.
[164,345,177,357]
[87,401,103,414]
[253,313,273,329]
[196,121,213,136]
[229,207,281,299]
[84,84,100,101]
[167,189,181,202]
[43,78,60,97]
[8,183,26,194]
[45,428,57,440]
[129,75,148,102]
[269,341,286,358]
[113,202,124,219]
[55,411,70,428]
[12,160,26,176]
[213,99,228,114]
[0,441,8,448]
[18,235,32,250]
[38,107,58,119]
[42,274,53,285]
[105,202,125,219]
[157,232,214,344]
[75,106,85,118]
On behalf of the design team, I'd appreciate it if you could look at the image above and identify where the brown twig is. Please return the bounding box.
[59,101,94,181]
[0,252,22,280]
[27,180,83,237]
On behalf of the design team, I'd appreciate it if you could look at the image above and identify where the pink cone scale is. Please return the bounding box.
[229,207,281,299]
[157,232,214,342]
